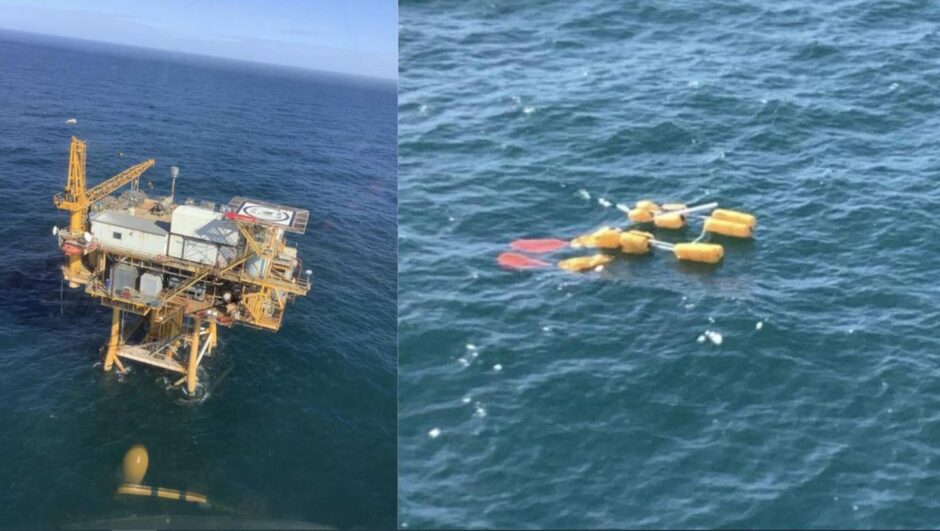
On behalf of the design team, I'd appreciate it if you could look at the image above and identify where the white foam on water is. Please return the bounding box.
[704,330,723,345]
[458,357,470,367]
[493,363,503,372]
[461,396,472,404]
[889,82,899,91]
[576,189,590,200]
[598,197,612,208]
[428,428,441,439]
[688,80,700,87]
[418,104,429,115]
[466,343,478,352]
[474,404,487,418]
[523,105,536,114]
[65,118,77,124]
[615,203,631,213]
[594,265,604,272]
[697,335,706,343]
[756,321,764,330]
[542,326,551,332]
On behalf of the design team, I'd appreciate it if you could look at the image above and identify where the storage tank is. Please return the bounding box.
[111,263,139,296]
[139,272,163,298]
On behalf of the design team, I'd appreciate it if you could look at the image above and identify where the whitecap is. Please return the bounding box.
[523,106,536,114]
[428,428,441,439]
[458,357,470,367]
[704,330,723,345]
[576,189,590,200]
[493,363,503,372]
[598,197,612,208]
[755,321,764,330]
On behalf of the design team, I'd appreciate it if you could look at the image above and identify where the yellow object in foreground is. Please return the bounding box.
[712,208,757,228]
[558,254,613,272]
[117,483,208,505]
[122,444,149,484]
[117,444,208,505]
[674,243,724,264]
[704,217,753,238]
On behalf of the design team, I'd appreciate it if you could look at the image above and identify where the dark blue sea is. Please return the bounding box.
[0,31,397,528]
[399,1,940,528]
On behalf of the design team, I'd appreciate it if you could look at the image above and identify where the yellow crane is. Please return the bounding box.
[53,136,155,285]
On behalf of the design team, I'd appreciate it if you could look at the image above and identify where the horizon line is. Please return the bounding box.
[0,27,398,83]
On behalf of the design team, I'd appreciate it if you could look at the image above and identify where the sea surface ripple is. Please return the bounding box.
[399,1,940,528]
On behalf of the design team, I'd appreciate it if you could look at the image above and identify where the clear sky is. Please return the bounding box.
[0,0,397,79]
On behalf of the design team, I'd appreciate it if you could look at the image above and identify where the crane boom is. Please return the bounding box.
[53,136,155,233]
[85,158,155,204]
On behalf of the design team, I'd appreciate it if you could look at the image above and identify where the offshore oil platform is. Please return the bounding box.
[53,137,311,395]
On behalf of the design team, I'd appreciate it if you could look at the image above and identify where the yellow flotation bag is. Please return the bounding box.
[711,208,756,228]
[635,200,661,212]
[558,254,613,272]
[619,230,652,254]
[571,227,621,249]
[661,203,687,211]
[704,217,753,238]
[628,208,655,223]
[654,213,685,230]
[674,243,724,264]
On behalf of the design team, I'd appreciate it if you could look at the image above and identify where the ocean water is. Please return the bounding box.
[399,1,940,528]
[0,31,397,528]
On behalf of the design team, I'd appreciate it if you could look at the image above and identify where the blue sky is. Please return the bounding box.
[0,0,397,79]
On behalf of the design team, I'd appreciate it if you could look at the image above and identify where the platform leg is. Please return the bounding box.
[103,307,121,372]
[186,318,201,395]
[208,320,217,350]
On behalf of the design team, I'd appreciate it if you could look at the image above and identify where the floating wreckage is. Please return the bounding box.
[500,200,756,272]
